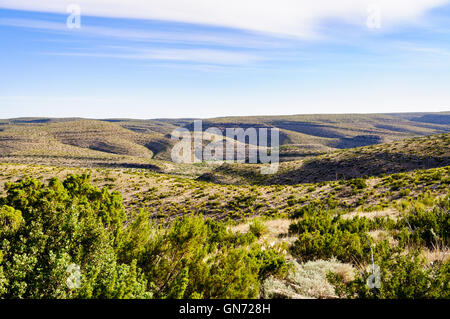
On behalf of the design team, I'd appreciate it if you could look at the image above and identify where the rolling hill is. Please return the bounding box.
[199,133,450,185]
[0,112,448,177]
[0,113,448,300]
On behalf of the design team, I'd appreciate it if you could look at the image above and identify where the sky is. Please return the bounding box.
[1,0,450,119]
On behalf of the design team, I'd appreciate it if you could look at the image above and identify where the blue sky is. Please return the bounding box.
[1,0,450,118]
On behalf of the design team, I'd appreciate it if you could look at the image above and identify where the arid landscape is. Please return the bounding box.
[1,112,449,170]
[2,0,450,303]
[0,113,448,299]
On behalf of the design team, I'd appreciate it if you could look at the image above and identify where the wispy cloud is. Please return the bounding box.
[399,44,450,56]
[1,0,449,37]
[0,17,272,66]
[0,17,287,49]
[46,48,263,65]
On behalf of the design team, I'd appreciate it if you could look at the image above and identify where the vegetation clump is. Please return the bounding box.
[0,175,287,299]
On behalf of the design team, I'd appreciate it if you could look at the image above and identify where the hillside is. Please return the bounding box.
[2,162,447,299]
[1,162,448,221]
[199,133,450,185]
[0,112,448,169]
[198,112,450,157]
[0,119,448,299]
[0,119,178,170]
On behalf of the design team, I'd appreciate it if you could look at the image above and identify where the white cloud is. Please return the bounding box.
[0,17,266,65]
[398,44,450,57]
[0,17,286,49]
[46,48,262,65]
[0,0,448,37]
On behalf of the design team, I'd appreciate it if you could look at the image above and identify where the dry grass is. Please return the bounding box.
[230,218,297,246]
[262,259,354,299]
[423,245,450,264]
[368,230,398,246]
[343,208,401,220]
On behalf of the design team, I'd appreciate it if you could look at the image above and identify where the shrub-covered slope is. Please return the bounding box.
[200,133,450,185]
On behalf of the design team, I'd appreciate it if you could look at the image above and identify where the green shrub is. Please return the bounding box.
[350,178,367,190]
[249,219,268,238]
[0,175,287,299]
[395,195,449,248]
[0,205,23,235]
[0,174,149,299]
[328,247,449,299]
[289,212,373,263]
[250,247,289,280]
[290,199,341,219]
